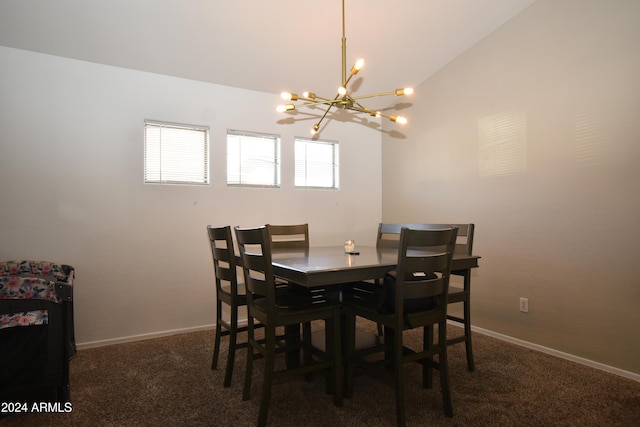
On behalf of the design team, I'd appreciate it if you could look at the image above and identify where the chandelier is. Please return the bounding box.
[276,0,414,134]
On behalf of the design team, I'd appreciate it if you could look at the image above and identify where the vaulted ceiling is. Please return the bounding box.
[0,0,536,102]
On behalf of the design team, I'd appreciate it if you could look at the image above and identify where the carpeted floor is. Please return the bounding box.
[2,322,639,426]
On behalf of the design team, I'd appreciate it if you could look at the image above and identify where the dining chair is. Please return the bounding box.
[343,226,458,426]
[235,225,343,427]
[265,223,318,363]
[265,223,309,250]
[266,223,318,298]
[377,223,476,371]
[265,223,313,295]
[207,225,263,388]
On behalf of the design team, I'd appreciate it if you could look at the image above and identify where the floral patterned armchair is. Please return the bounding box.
[0,261,74,404]
[0,260,75,353]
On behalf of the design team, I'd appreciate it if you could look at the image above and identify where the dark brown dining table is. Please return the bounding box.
[270,245,480,367]
[272,245,480,287]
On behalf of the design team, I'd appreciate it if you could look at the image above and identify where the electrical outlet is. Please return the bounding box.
[519,297,529,313]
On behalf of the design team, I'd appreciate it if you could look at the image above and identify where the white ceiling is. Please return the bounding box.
[0,0,536,102]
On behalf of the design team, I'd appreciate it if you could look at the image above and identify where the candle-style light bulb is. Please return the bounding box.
[351,58,364,74]
[281,92,300,101]
[395,87,414,96]
[276,104,295,113]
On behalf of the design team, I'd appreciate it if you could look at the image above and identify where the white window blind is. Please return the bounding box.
[295,138,339,189]
[227,130,280,187]
[144,120,209,185]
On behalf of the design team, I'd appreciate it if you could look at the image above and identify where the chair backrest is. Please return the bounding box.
[234,226,277,314]
[266,224,309,250]
[0,260,74,284]
[0,276,63,304]
[377,223,474,256]
[393,226,458,327]
[207,225,239,296]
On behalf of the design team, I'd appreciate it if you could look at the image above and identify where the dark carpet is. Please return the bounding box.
[2,322,639,426]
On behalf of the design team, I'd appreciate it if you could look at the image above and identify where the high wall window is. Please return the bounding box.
[294,138,339,189]
[144,120,209,185]
[227,130,280,187]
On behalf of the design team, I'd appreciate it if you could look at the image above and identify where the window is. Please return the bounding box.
[227,130,280,187]
[144,120,209,185]
[295,138,339,189]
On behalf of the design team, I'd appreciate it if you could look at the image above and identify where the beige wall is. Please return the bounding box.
[382,0,640,375]
[0,46,383,346]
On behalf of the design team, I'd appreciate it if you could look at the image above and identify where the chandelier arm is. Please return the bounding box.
[349,102,400,121]
[348,104,381,118]
[350,102,373,114]
[343,72,357,90]
[299,90,343,108]
[374,111,394,120]
[351,91,399,100]
[315,102,337,131]
[347,107,369,115]
[308,95,335,103]
[296,99,340,108]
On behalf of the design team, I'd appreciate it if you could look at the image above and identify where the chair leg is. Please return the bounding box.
[224,304,242,387]
[463,296,475,371]
[284,324,301,368]
[394,329,406,427]
[423,325,434,389]
[223,319,238,388]
[384,326,395,372]
[458,270,475,372]
[374,279,384,337]
[303,321,313,382]
[464,303,476,371]
[438,322,454,417]
[211,301,222,370]
[243,319,255,402]
[323,319,332,394]
[258,327,277,427]
[344,311,356,399]
[331,311,343,407]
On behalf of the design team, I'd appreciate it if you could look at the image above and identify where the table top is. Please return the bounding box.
[271,246,480,288]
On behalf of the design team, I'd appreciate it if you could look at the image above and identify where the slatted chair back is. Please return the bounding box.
[234,226,277,310]
[266,224,309,250]
[392,227,458,329]
[207,225,240,297]
[377,223,474,257]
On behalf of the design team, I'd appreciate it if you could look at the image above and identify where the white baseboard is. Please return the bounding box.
[76,324,216,350]
[465,323,640,383]
[77,321,639,383]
